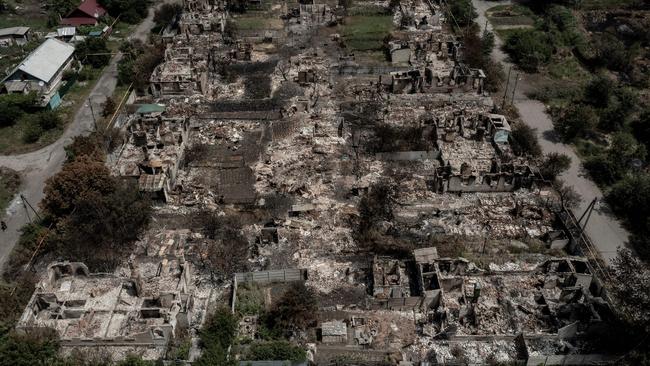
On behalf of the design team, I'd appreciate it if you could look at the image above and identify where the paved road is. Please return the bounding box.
[472,0,630,264]
[0,5,161,270]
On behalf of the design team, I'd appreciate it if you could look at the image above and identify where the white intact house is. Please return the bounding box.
[2,38,75,108]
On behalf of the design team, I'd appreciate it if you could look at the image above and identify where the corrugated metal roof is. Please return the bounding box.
[18,39,75,83]
[0,26,30,37]
[57,27,76,37]
[136,104,166,115]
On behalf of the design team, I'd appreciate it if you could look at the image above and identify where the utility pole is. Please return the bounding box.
[88,97,98,130]
[21,196,31,223]
[576,197,598,235]
[20,194,41,221]
[510,73,520,105]
[501,66,512,110]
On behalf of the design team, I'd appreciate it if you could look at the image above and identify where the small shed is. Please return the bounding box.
[0,26,30,46]
[321,320,347,344]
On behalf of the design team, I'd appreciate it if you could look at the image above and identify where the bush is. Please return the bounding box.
[583,75,613,107]
[553,103,598,141]
[246,341,306,362]
[583,154,618,186]
[101,97,116,118]
[503,29,552,72]
[21,116,43,143]
[37,111,62,130]
[77,67,96,82]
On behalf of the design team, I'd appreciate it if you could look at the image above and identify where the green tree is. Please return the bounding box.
[0,329,60,366]
[65,133,106,162]
[448,0,477,27]
[503,29,552,72]
[607,173,650,229]
[153,3,182,28]
[264,283,317,334]
[75,38,111,68]
[195,308,238,366]
[553,103,598,141]
[116,355,155,366]
[99,0,149,23]
[0,93,38,127]
[611,249,650,330]
[509,123,542,157]
[41,157,116,218]
[539,152,571,180]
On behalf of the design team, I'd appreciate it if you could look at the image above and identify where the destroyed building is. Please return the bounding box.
[16,231,211,360]
[112,114,189,201]
[16,0,628,364]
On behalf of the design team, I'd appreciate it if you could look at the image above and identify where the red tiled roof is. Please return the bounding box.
[74,0,107,19]
[60,17,99,26]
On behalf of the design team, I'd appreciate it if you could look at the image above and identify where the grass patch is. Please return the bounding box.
[0,167,20,212]
[341,14,393,52]
[234,15,283,31]
[581,0,639,10]
[0,11,48,31]
[546,56,590,80]
[494,28,521,41]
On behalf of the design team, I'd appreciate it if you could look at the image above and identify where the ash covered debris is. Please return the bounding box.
[16,0,626,364]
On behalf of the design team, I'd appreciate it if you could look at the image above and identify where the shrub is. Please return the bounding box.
[583,75,613,107]
[77,67,96,81]
[21,116,43,143]
[246,341,306,362]
[101,96,116,117]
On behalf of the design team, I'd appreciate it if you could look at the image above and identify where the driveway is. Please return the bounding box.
[471,0,630,264]
[0,3,164,270]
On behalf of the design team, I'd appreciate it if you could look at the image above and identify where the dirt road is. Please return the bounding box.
[471,0,630,264]
[0,4,162,269]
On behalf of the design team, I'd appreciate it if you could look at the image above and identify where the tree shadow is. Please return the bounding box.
[542,129,562,143]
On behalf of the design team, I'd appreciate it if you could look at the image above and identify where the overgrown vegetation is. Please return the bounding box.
[492,0,650,259]
[118,39,164,91]
[195,308,238,366]
[0,167,20,212]
[245,341,306,362]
